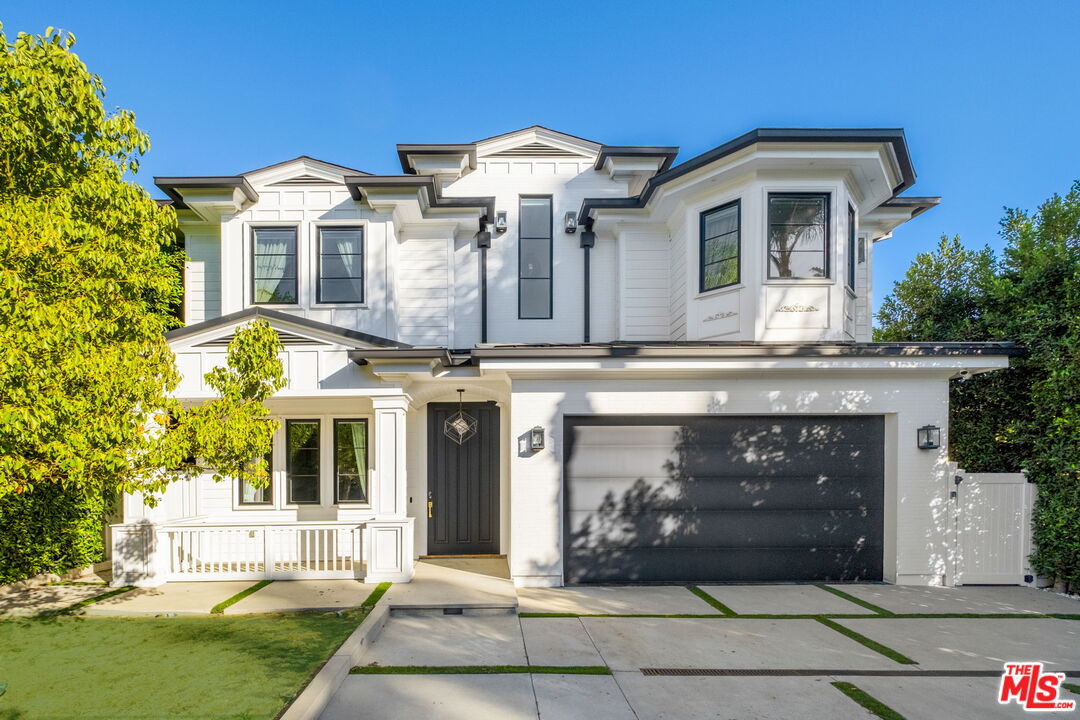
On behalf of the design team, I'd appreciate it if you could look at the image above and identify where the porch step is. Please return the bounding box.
[389,603,517,617]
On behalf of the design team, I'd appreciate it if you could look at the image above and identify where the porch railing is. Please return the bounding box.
[159,522,363,581]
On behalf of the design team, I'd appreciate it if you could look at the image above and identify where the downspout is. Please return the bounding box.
[580,219,596,343]
[477,221,491,344]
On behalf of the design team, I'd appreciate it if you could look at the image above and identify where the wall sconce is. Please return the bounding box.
[494,211,508,233]
[917,425,941,450]
[564,211,578,234]
[530,426,545,452]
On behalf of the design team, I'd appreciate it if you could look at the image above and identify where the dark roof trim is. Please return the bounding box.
[396,144,478,174]
[880,196,941,219]
[240,154,371,177]
[578,128,916,223]
[471,341,1023,359]
[165,307,411,348]
[154,176,259,209]
[348,348,453,366]
[593,146,679,173]
[343,175,495,227]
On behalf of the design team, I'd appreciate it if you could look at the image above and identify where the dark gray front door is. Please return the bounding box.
[427,402,500,555]
[564,415,885,584]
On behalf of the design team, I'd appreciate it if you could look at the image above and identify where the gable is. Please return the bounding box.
[166,307,410,351]
[476,126,600,161]
[486,141,590,158]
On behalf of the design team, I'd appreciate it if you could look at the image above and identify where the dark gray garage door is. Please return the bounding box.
[564,415,884,584]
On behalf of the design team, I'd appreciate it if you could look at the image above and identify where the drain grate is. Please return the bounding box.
[640,668,1080,677]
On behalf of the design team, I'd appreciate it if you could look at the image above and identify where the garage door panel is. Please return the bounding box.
[563,415,884,583]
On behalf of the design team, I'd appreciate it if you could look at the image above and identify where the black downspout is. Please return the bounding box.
[580,219,596,343]
[478,225,491,343]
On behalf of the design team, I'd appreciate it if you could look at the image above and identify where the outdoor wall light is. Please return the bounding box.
[494,211,508,233]
[917,424,941,450]
[564,211,578,234]
[530,426,545,452]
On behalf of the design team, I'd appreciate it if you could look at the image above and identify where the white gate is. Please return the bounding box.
[954,472,1035,585]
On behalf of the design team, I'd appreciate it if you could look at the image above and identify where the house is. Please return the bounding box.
[110,126,1024,588]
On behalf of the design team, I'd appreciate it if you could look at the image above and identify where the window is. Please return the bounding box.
[700,201,740,291]
[252,227,298,303]
[847,205,856,290]
[318,227,364,303]
[334,419,368,503]
[286,420,320,504]
[518,196,552,319]
[767,193,830,279]
[239,450,273,505]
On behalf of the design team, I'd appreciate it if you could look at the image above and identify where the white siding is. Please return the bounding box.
[397,236,451,346]
[619,233,670,341]
[669,221,688,340]
[184,226,221,324]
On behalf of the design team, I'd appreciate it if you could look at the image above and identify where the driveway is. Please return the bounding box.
[320,584,1080,720]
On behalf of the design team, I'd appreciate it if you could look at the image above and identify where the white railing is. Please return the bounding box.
[159,522,363,581]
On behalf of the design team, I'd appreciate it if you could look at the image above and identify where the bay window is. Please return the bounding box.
[767,193,830,279]
[700,200,741,291]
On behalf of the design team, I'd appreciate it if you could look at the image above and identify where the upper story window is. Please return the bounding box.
[700,200,740,292]
[318,227,364,304]
[846,205,856,291]
[519,196,552,319]
[252,227,298,304]
[767,193,830,279]
[286,419,320,505]
[334,419,368,503]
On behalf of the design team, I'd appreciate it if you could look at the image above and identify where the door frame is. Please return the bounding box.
[425,401,501,556]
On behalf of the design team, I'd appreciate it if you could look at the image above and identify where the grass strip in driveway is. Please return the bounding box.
[816,617,917,664]
[1062,682,1080,696]
[210,579,273,614]
[361,581,392,608]
[351,665,611,675]
[831,681,908,720]
[816,585,894,615]
[686,586,737,615]
[40,585,135,617]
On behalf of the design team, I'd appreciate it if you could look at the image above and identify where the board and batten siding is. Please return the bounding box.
[618,231,671,341]
[183,226,222,324]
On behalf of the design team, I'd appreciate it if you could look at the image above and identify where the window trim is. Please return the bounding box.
[517,195,553,320]
[846,204,856,291]
[766,192,831,281]
[285,418,321,505]
[237,449,274,506]
[316,225,365,305]
[699,199,741,293]
[333,418,369,505]
[251,225,300,306]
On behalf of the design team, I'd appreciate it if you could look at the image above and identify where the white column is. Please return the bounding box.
[371,395,410,518]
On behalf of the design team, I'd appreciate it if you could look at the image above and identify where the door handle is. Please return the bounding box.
[427,501,433,518]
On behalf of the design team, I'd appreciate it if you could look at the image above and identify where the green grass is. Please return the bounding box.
[831,681,908,720]
[47,580,108,586]
[0,610,369,719]
[361,581,392,608]
[687,586,737,615]
[211,580,274,614]
[1062,682,1080,696]
[351,665,611,675]
[815,584,894,615]
[816,617,918,664]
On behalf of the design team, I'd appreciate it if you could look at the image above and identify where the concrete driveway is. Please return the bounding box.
[320,584,1080,720]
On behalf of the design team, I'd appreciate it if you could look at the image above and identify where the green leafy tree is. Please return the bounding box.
[0,27,285,581]
[876,184,1080,588]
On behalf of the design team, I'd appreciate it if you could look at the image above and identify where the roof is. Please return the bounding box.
[469,341,1023,359]
[240,154,371,177]
[578,128,918,222]
[153,176,258,209]
[165,307,410,348]
[472,124,601,146]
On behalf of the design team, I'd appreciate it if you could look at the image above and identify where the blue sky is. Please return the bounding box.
[4,1,1078,315]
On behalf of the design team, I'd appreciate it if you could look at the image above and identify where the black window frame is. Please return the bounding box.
[238,448,274,506]
[316,226,365,305]
[766,192,831,280]
[699,200,741,293]
[333,418,369,504]
[517,195,553,320]
[285,419,321,505]
[251,226,299,305]
[846,204,856,291]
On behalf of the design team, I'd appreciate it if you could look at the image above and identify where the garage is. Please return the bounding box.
[563,415,885,584]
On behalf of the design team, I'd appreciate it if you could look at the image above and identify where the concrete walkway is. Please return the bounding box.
[321,583,1080,720]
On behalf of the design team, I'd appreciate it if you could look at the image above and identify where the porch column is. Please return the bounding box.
[367,394,415,582]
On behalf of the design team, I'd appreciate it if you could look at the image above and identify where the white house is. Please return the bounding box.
[111,126,1024,589]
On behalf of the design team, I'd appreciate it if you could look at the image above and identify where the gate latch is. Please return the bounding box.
[951,474,963,499]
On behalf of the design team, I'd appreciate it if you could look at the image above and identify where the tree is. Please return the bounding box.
[875,184,1080,589]
[0,27,284,581]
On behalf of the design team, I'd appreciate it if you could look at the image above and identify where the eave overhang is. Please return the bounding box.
[396,144,478,176]
[470,341,1023,359]
[166,307,410,349]
[154,176,259,211]
[344,175,494,231]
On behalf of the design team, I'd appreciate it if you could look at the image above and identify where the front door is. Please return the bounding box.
[427,402,500,555]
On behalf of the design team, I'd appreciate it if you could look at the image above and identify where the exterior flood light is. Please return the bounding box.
[917,425,941,450]
[564,211,578,234]
[530,426,545,452]
[494,211,508,233]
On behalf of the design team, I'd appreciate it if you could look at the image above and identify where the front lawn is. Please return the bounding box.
[0,610,367,719]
